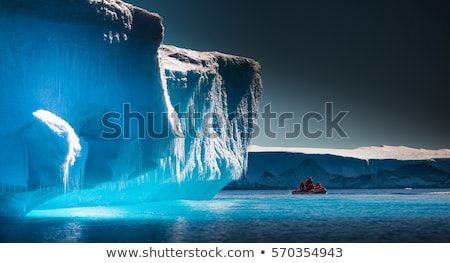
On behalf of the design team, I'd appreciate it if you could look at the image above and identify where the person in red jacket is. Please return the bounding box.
[305,176,314,190]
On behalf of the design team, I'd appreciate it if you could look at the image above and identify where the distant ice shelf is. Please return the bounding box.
[225,145,450,190]
[247,145,450,161]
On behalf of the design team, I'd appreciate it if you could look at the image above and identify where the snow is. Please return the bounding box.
[88,0,134,29]
[0,0,262,216]
[248,145,450,161]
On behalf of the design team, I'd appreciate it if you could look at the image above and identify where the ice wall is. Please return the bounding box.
[226,146,450,189]
[0,0,262,215]
[161,45,262,183]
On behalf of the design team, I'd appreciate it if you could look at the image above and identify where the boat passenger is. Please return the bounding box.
[299,182,305,191]
[305,177,314,190]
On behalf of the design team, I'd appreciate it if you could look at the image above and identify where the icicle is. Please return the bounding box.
[32,110,82,193]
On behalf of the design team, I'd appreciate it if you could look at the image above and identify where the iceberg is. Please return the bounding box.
[225,145,450,190]
[0,0,262,216]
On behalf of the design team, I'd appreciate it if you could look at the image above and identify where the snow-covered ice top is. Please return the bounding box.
[0,0,163,44]
[160,45,261,73]
[248,145,450,161]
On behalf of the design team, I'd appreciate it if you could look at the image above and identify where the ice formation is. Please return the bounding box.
[0,0,262,216]
[225,146,450,189]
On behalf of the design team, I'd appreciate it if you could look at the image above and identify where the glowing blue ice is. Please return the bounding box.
[0,0,262,216]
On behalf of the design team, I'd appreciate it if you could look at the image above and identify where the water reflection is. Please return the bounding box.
[168,217,189,242]
[43,221,84,242]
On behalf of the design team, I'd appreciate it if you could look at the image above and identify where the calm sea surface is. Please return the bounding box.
[1,189,449,242]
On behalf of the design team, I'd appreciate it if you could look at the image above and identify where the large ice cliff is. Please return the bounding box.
[0,0,262,216]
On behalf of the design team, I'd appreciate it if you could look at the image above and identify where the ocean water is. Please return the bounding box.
[1,189,449,243]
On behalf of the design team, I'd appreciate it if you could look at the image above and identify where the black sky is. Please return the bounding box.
[129,0,450,149]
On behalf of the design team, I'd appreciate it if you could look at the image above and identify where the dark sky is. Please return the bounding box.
[129,0,450,149]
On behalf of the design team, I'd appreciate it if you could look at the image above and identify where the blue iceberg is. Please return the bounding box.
[0,0,262,216]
